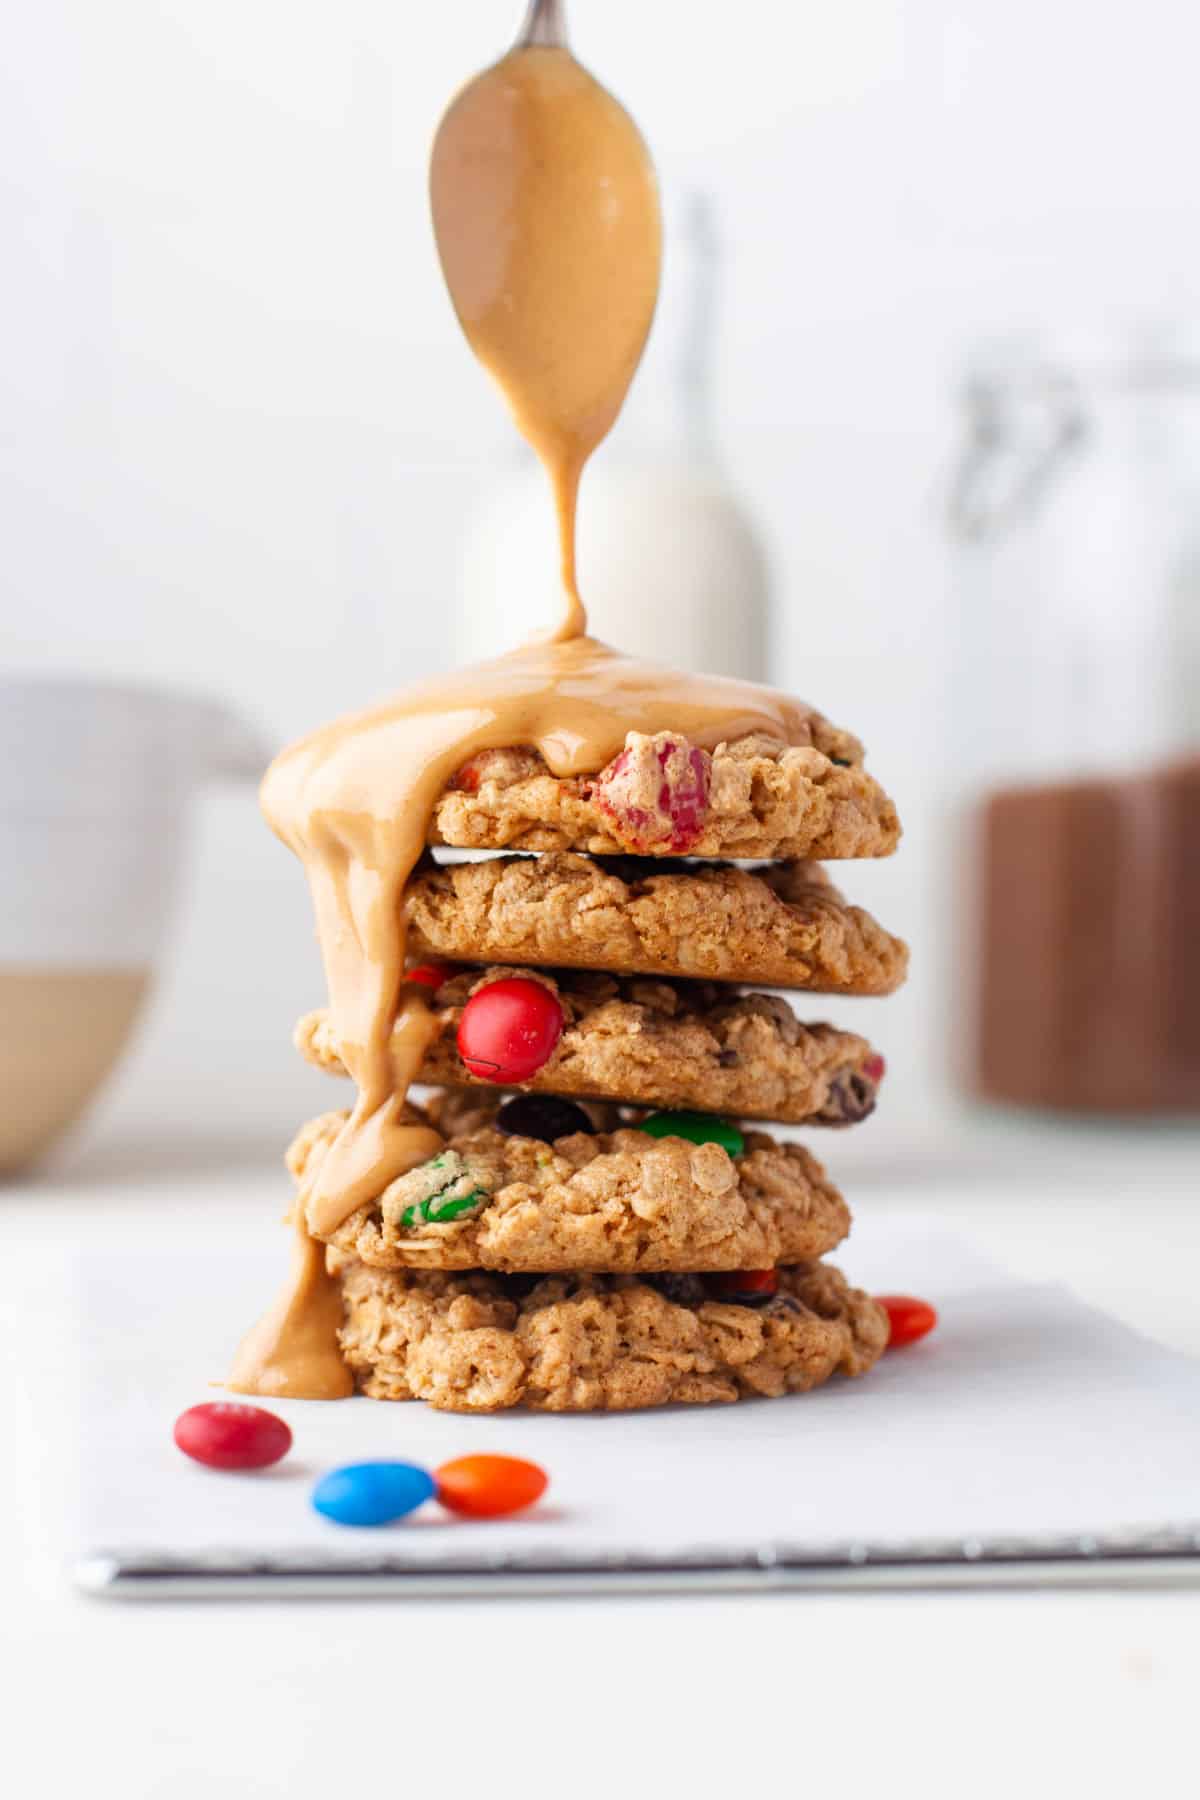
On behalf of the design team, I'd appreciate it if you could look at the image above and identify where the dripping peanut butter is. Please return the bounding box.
[229,25,817,1400]
[430,42,661,637]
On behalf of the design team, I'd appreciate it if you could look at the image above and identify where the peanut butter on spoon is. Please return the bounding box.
[430,10,661,639]
[228,8,817,1400]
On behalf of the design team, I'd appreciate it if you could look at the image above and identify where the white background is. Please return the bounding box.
[4,0,1200,1151]
[5,16,1200,1787]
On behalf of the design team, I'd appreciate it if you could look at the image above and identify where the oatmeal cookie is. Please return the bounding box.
[336,1258,889,1411]
[291,1106,850,1272]
[428,729,900,860]
[296,968,884,1127]
[407,852,908,994]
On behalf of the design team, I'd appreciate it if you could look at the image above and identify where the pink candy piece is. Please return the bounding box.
[594,734,711,853]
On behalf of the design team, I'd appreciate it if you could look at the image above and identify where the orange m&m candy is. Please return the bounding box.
[877,1294,938,1348]
[434,1454,548,1518]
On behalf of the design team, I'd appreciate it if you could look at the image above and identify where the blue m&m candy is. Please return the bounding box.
[311,1460,435,1528]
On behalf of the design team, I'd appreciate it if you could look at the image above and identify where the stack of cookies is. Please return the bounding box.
[292,726,906,1412]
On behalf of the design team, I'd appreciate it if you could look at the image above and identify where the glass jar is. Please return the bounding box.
[948,327,1200,1114]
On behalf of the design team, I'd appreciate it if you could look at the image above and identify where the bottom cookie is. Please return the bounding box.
[337,1258,888,1413]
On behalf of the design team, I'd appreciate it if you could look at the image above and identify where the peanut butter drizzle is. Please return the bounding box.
[227,1202,354,1399]
[430,43,661,640]
[228,27,814,1401]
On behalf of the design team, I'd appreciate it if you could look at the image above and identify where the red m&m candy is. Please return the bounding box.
[435,1454,548,1518]
[406,962,452,993]
[707,1269,779,1305]
[877,1294,938,1348]
[863,1053,887,1084]
[173,1402,292,1471]
[456,977,564,1083]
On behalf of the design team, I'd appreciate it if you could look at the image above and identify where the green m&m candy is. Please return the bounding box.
[400,1188,487,1229]
[395,1151,490,1230]
[637,1111,744,1158]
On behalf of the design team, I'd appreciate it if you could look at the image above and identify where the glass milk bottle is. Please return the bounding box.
[453,192,769,678]
[947,327,1200,1115]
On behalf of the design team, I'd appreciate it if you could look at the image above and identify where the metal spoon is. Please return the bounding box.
[516,0,569,49]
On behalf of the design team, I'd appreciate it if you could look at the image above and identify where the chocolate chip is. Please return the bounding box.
[498,1272,542,1301]
[647,1273,708,1308]
[716,1048,740,1068]
[595,854,695,883]
[818,1071,878,1126]
[496,1094,596,1143]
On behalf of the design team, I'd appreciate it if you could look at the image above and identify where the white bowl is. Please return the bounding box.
[0,677,265,1170]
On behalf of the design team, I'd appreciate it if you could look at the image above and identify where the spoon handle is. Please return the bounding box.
[516,0,569,49]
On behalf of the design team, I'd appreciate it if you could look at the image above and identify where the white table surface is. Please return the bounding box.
[3,1118,1198,1799]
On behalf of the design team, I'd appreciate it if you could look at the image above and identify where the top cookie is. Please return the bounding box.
[429,729,900,860]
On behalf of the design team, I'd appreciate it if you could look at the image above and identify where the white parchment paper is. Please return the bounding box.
[65,1216,1200,1565]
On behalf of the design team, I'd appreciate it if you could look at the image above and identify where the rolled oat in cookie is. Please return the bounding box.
[290,1105,851,1273]
[406,851,908,994]
[335,1258,889,1412]
[430,728,900,861]
[295,968,885,1127]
